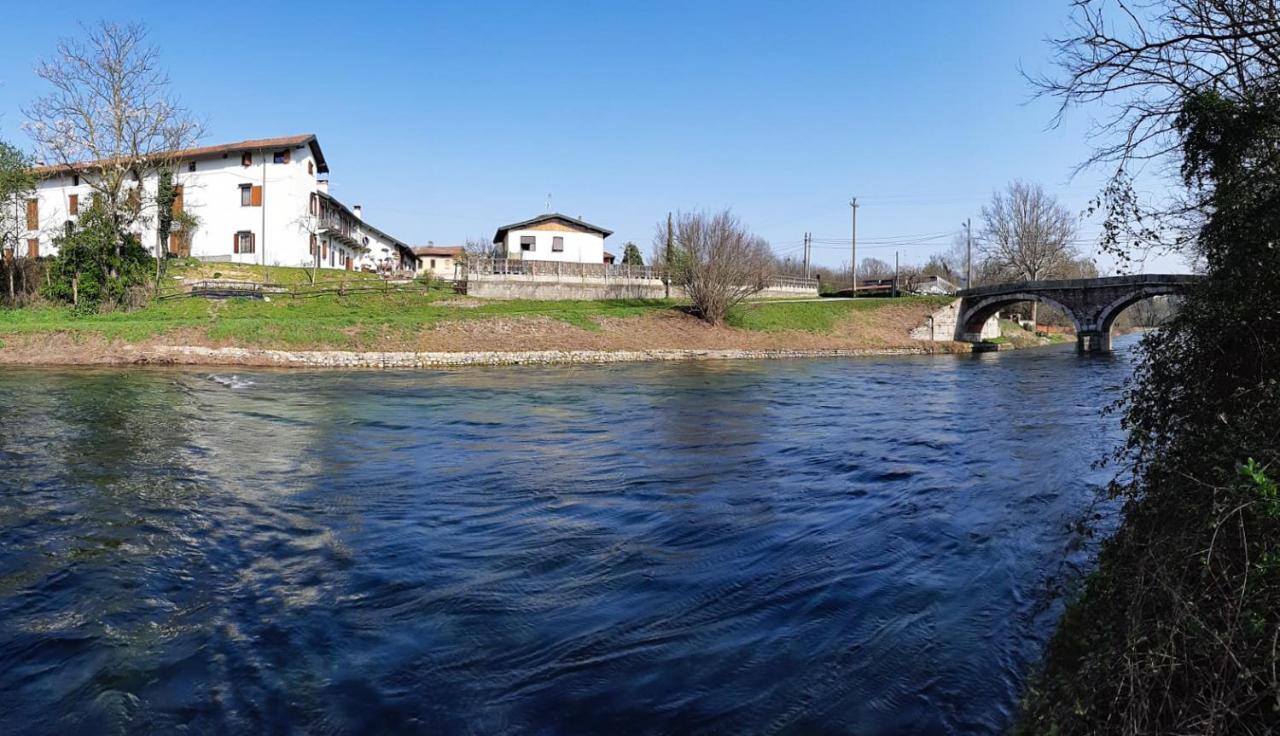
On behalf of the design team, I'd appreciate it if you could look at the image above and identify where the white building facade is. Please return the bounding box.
[493,213,612,264]
[25,134,416,272]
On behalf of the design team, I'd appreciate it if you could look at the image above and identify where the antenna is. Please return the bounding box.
[546,193,552,212]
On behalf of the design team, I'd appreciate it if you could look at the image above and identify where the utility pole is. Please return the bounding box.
[664,211,673,299]
[803,231,811,279]
[850,197,859,296]
[261,149,268,284]
[965,217,973,289]
[894,250,900,298]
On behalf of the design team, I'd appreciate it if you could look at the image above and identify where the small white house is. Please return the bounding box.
[413,245,463,279]
[26,134,417,272]
[493,213,612,264]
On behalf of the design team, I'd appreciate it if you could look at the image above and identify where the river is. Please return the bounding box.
[0,336,1141,734]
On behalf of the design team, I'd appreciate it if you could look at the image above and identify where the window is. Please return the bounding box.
[241,152,252,167]
[26,199,37,230]
[520,235,536,252]
[240,184,252,206]
[188,161,197,173]
[309,193,318,215]
[307,161,314,175]
[430,259,437,269]
[552,236,564,252]
[68,194,78,216]
[234,231,255,254]
[72,174,79,187]
[273,149,290,164]
[310,234,319,256]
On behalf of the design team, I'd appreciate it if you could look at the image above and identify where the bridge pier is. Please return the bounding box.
[1076,330,1111,353]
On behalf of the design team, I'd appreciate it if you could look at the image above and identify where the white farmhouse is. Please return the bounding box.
[412,245,464,280]
[25,134,416,272]
[493,213,612,264]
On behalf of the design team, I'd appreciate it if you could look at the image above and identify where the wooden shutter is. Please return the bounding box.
[26,239,38,258]
[68,194,78,216]
[233,232,240,254]
[241,152,252,167]
[172,185,183,215]
[250,232,256,253]
[25,199,37,230]
[250,185,262,207]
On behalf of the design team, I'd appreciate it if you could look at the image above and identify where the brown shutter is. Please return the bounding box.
[233,232,240,254]
[27,239,38,258]
[250,185,263,207]
[68,194,78,216]
[251,233,256,253]
[281,149,291,164]
[25,199,37,230]
[172,185,183,215]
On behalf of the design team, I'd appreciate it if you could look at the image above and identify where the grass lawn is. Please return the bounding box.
[726,296,952,332]
[0,270,948,350]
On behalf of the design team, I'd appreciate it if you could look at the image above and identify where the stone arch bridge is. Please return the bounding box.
[914,274,1201,352]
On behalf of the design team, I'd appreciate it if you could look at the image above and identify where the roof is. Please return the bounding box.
[493,213,613,243]
[316,190,413,256]
[413,246,464,257]
[34,134,329,176]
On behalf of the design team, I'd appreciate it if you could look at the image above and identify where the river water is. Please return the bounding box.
[0,337,1141,735]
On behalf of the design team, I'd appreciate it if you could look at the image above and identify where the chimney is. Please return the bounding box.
[353,205,363,219]
[317,180,329,194]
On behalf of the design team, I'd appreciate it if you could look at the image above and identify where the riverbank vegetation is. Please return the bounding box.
[0,282,949,360]
[1016,2,1280,733]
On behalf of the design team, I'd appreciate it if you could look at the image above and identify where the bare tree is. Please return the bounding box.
[979,181,1079,324]
[859,257,894,281]
[1033,0,1280,264]
[669,209,772,325]
[24,21,202,273]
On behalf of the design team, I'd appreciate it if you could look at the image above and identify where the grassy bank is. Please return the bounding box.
[0,269,954,362]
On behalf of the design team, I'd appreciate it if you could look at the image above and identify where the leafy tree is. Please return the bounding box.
[1018,3,1280,734]
[0,140,37,304]
[44,200,153,310]
[621,241,644,266]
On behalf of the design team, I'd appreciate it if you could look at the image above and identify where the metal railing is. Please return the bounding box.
[464,258,818,292]
[464,258,663,280]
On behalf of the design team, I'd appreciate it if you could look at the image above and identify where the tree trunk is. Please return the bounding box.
[72,272,79,308]
[1030,301,1039,327]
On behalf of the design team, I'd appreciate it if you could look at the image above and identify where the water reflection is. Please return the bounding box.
[0,339,1138,735]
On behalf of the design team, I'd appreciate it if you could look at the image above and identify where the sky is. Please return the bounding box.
[0,0,1189,273]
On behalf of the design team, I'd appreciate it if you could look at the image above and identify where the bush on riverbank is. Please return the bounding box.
[1016,88,1280,735]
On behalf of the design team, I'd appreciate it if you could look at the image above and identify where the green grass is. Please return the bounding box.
[0,290,682,348]
[726,296,950,332]
[0,285,947,350]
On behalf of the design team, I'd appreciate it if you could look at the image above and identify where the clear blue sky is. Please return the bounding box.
[0,1,1187,272]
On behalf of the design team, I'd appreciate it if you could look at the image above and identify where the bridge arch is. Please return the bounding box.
[959,292,1081,338]
[1095,285,1185,335]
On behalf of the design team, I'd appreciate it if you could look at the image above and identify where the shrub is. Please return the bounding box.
[43,202,154,310]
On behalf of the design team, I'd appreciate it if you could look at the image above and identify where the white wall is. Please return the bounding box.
[416,255,458,279]
[28,142,408,271]
[500,228,605,264]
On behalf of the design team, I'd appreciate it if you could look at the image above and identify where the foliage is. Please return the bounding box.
[43,202,154,310]
[0,139,38,306]
[1017,70,1280,736]
[621,241,644,266]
